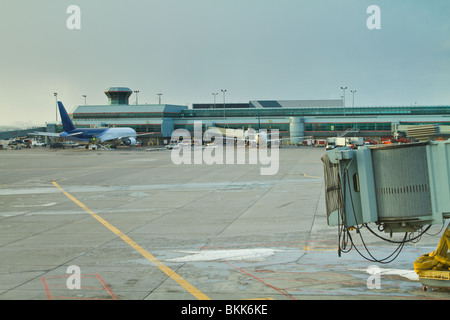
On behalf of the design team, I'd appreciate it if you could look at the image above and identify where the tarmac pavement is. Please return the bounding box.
[0,146,448,300]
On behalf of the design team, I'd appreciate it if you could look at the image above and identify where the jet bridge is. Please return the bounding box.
[322,140,450,290]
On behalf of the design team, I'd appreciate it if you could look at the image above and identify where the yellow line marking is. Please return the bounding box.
[51,181,210,300]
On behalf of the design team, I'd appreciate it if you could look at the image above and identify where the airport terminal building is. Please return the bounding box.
[61,87,450,145]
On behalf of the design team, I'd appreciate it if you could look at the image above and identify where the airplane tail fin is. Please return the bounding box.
[58,101,76,132]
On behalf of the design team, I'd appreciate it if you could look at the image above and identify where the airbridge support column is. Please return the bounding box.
[290,117,304,145]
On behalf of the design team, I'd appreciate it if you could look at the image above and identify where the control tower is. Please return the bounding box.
[104,87,132,105]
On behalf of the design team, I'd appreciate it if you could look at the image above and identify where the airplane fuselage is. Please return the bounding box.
[60,127,137,144]
[32,101,142,147]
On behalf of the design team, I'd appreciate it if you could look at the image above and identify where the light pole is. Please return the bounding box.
[221,89,227,118]
[341,86,347,116]
[158,92,163,105]
[212,92,218,109]
[134,90,139,105]
[54,92,58,122]
[351,90,356,108]
[82,94,87,106]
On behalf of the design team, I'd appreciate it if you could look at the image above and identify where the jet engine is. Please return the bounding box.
[123,137,137,146]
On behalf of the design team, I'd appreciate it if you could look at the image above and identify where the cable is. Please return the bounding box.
[345,226,407,264]
[424,220,448,237]
[337,169,352,256]
[336,166,411,264]
[365,224,431,244]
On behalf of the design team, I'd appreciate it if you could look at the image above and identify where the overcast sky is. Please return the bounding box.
[0,0,449,126]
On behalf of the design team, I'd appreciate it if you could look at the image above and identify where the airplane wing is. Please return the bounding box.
[67,132,84,136]
[268,136,314,142]
[30,132,61,137]
[220,135,313,142]
[136,132,156,137]
[113,132,155,141]
[112,132,155,141]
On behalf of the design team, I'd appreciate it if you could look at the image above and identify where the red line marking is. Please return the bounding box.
[44,284,106,290]
[41,273,118,300]
[50,296,116,300]
[41,277,52,300]
[225,262,296,300]
[95,273,119,300]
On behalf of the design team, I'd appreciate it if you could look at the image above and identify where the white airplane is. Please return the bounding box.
[33,101,151,147]
[216,127,311,147]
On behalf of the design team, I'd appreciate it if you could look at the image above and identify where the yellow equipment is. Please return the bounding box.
[414,226,450,291]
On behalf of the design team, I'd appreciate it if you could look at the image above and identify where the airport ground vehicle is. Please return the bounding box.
[326,137,364,150]
[50,142,65,149]
[62,141,79,148]
[325,137,346,150]
[32,140,46,147]
[414,228,450,291]
[7,139,31,149]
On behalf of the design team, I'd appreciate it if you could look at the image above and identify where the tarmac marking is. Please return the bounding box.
[41,273,118,300]
[51,181,211,300]
[225,262,296,300]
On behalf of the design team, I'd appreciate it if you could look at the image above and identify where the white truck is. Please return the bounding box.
[326,137,346,150]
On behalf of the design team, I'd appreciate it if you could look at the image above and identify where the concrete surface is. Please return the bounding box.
[0,146,448,300]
